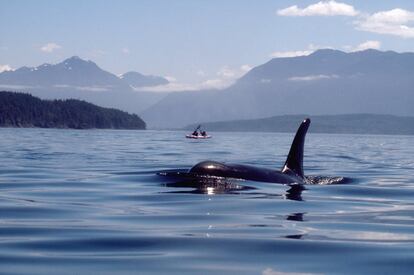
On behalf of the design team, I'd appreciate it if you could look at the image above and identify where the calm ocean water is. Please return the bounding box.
[0,128,413,274]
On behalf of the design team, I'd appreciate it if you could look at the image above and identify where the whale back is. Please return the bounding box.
[281,118,311,179]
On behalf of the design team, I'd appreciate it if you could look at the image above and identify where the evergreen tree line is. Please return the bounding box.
[0,91,146,129]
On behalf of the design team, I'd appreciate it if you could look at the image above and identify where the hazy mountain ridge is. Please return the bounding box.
[1,50,414,129]
[0,56,126,88]
[0,91,146,129]
[0,56,169,88]
[142,49,414,128]
[185,114,414,135]
[0,56,170,114]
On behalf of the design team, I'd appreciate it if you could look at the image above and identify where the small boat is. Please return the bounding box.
[186,125,212,139]
[186,134,212,139]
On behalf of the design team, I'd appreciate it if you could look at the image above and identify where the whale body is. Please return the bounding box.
[189,118,311,184]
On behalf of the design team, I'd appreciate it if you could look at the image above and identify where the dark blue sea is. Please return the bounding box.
[0,128,413,274]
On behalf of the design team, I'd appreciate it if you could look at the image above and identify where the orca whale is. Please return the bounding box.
[189,118,311,184]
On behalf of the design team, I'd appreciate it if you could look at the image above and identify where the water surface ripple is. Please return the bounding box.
[0,129,413,274]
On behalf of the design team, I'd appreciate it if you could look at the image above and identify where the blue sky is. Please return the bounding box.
[1,0,414,90]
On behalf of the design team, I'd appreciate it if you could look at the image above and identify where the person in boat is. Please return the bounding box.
[191,125,202,136]
[201,131,207,137]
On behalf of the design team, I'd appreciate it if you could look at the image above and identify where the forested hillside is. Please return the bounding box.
[0,91,146,129]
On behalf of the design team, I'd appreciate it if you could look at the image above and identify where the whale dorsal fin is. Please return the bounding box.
[281,118,311,178]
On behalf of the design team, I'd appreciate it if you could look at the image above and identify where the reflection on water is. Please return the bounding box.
[0,128,414,274]
[286,212,305,222]
[285,185,305,201]
[160,170,310,201]
[285,234,304,240]
[161,171,255,194]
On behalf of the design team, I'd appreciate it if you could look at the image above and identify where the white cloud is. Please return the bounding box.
[150,80,226,92]
[40,43,62,53]
[270,50,313,58]
[217,66,237,79]
[76,86,109,92]
[351,40,381,52]
[132,81,204,92]
[186,65,252,90]
[240,64,253,72]
[270,44,325,58]
[355,8,414,38]
[0,64,13,73]
[53,84,110,92]
[164,76,177,82]
[288,74,339,81]
[213,64,252,87]
[122,47,130,54]
[136,64,252,92]
[134,77,233,93]
[277,1,358,17]
[201,78,231,89]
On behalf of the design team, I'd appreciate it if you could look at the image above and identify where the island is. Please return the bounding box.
[0,91,146,129]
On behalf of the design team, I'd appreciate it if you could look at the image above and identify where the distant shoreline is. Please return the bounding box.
[184,114,414,136]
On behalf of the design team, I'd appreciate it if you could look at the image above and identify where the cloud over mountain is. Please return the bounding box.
[0,65,13,73]
[355,8,414,38]
[40,43,62,53]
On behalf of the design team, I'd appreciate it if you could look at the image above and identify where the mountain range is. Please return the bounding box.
[0,56,169,113]
[142,49,414,128]
[1,49,413,129]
